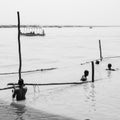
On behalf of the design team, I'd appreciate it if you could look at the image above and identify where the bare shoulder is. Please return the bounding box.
[23,86,27,91]
[23,86,27,89]
[81,75,87,81]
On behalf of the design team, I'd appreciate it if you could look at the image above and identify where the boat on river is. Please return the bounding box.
[20,28,45,37]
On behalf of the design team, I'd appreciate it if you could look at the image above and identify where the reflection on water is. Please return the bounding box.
[0,28,120,120]
[0,100,76,120]
[83,83,96,112]
[89,83,96,112]
[107,70,112,78]
[10,102,26,120]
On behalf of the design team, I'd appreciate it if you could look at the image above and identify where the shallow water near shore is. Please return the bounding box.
[0,27,120,120]
[0,100,76,120]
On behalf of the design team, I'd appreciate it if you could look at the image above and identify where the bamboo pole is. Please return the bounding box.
[99,40,103,61]
[17,11,22,80]
[91,61,94,82]
[8,81,91,86]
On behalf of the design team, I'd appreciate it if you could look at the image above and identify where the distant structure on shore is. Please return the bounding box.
[89,26,93,29]
[20,27,45,37]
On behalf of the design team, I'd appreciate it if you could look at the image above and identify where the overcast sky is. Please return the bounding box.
[0,0,120,25]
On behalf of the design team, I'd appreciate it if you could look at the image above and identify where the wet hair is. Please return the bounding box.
[95,60,100,64]
[108,63,112,69]
[18,79,24,86]
[84,70,89,77]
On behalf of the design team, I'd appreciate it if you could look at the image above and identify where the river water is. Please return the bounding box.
[0,27,120,120]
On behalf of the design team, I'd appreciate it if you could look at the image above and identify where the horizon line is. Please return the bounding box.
[1,25,120,28]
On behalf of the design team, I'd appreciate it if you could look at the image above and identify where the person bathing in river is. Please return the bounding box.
[80,70,89,81]
[106,63,115,71]
[12,79,27,101]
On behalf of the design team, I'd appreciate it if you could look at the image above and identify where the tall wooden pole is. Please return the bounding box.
[91,61,94,82]
[99,40,103,61]
[17,11,22,80]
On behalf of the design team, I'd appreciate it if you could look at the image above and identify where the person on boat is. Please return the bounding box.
[106,63,115,71]
[12,79,27,101]
[80,70,89,81]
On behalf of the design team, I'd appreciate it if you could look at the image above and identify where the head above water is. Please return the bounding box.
[95,60,100,64]
[108,63,112,69]
[84,70,89,77]
[18,78,24,86]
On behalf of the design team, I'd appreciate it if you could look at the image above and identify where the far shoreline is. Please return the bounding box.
[1,25,120,28]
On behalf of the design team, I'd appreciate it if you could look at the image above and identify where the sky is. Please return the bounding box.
[0,0,120,25]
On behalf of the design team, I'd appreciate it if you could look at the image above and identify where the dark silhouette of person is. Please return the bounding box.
[81,70,89,81]
[106,63,115,71]
[12,79,27,101]
[95,60,100,65]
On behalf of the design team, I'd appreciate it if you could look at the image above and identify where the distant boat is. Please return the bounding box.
[20,27,45,37]
[89,26,93,29]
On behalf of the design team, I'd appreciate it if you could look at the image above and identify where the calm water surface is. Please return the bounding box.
[0,27,120,120]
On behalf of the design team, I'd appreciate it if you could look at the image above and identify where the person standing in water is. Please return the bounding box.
[12,79,27,101]
[80,70,89,81]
